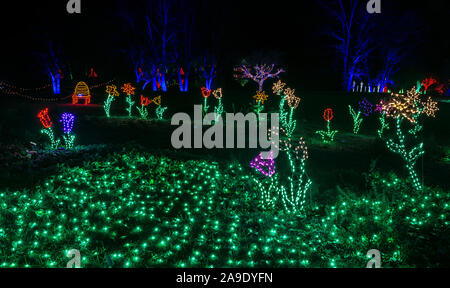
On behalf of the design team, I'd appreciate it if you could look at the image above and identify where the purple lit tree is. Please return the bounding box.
[237,63,285,92]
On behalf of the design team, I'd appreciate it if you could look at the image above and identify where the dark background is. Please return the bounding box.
[0,0,448,90]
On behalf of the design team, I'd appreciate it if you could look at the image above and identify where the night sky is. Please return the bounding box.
[0,0,448,90]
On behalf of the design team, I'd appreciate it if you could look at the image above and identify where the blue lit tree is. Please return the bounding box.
[318,0,375,91]
[372,11,423,91]
[43,40,65,95]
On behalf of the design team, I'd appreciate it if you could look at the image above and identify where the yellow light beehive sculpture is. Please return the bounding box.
[72,81,91,104]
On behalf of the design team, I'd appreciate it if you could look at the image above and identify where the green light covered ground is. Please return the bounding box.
[1,148,448,267]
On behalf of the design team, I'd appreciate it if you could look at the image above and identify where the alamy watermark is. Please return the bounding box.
[66,249,81,268]
[366,0,381,14]
[171,105,279,159]
[366,249,381,268]
[67,0,81,14]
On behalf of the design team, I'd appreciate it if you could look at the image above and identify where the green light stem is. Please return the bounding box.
[125,95,135,118]
[62,132,76,149]
[104,95,115,118]
[41,127,60,150]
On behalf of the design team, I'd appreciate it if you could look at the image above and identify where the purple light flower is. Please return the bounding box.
[60,113,75,134]
[358,98,373,116]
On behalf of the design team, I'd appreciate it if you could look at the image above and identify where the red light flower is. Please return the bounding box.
[201,87,211,98]
[37,108,53,128]
[141,95,152,106]
[323,108,334,122]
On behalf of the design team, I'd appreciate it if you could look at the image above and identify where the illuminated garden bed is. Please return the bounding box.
[0,149,448,268]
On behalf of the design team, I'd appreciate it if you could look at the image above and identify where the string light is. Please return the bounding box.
[37,108,59,150]
[0,151,447,267]
[125,95,135,118]
[250,151,276,177]
[60,113,75,134]
[423,97,439,117]
[122,83,136,118]
[104,85,119,118]
[141,95,152,106]
[273,82,301,138]
[315,108,338,143]
[380,86,439,191]
[152,96,161,106]
[358,98,373,116]
[349,105,363,134]
[201,87,211,114]
[272,80,286,95]
[213,88,224,121]
[156,106,168,120]
[385,117,424,191]
[72,82,91,105]
[121,83,136,96]
[253,91,269,117]
[383,88,421,123]
[236,64,284,92]
[421,77,437,92]
[253,91,269,104]
[377,112,390,138]
[37,108,53,129]
[60,113,76,149]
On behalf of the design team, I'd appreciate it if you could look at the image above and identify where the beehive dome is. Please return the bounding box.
[74,81,90,96]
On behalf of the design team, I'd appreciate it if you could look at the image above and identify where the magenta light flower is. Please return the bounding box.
[250,151,276,177]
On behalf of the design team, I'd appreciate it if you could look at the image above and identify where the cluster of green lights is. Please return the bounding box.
[377,112,390,138]
[137,105,149,120]
[214,98,224,122]
[278,97,297,138]
[253,100,264,117]
[62,133,76,149]
[1,150,448,268]
[104,95,115,118]
[315,120,338,143]
[156,106,168,121]
[384,117,424,191]
[349,105,363,135]
[41,127,61,150]
[125,95,135,118]
[203,98,209,115]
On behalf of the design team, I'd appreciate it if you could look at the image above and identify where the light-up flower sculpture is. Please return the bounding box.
[273,83,301,137]
[381,86,439,191]
[253,90,269,116]
[104,85,119,118]
[122,83,136,118]
[60,113,76,149]
[38,108,60,150]
[201,87,211,114]
[212,88,224,121]
[349,105,363,134]
[315,108,338,143]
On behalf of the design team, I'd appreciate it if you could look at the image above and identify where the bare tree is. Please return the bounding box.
[319,0,375,91]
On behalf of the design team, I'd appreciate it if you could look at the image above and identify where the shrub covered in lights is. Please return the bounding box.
[0,149,448,268]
